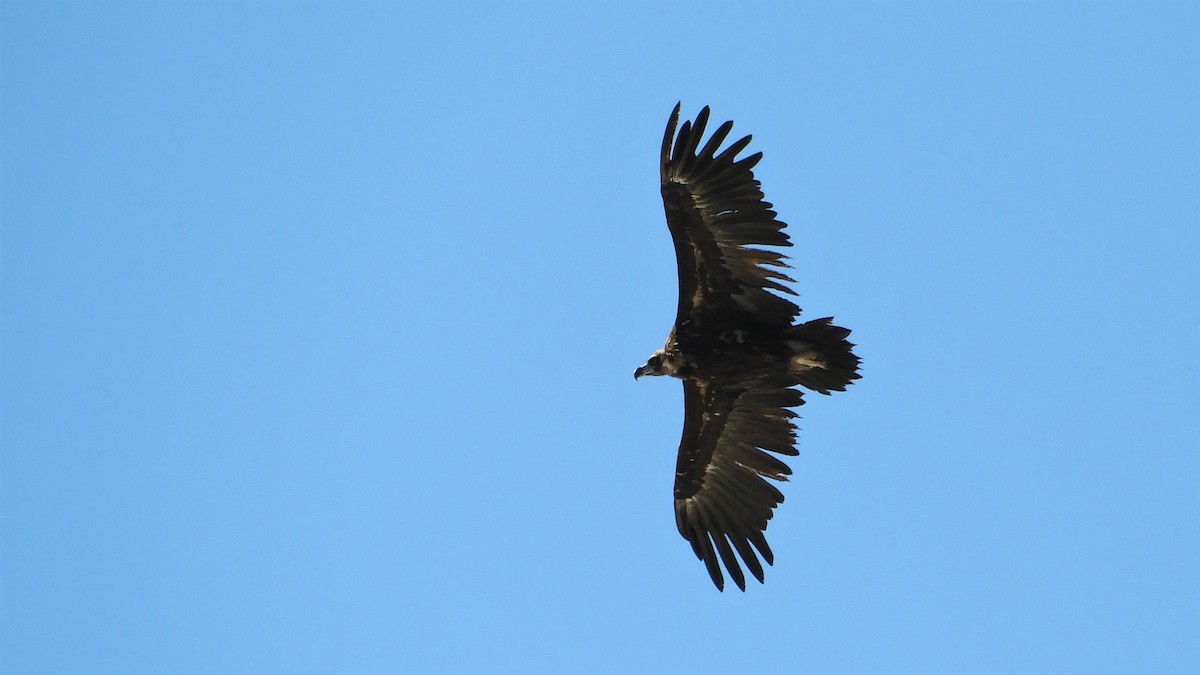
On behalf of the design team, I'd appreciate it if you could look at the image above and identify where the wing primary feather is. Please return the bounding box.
[697,120,734,161]
[689,515,725,591]
[749,530,775,565]
[661,103,682,174]
[714,135,753,164]
[706,499,764,587]
[678,106,710,163]
[688,480,768,590]
[710,528,747,592]
[730,534,766,584]
[671,120,693,166]
[733,151,764,172]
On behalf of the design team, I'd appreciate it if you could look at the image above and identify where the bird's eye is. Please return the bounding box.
[649,356,661,369]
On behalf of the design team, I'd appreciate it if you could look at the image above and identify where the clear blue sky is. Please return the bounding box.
[3,2,1198,673]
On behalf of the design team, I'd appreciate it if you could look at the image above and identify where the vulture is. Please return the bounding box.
[635,104,860,591]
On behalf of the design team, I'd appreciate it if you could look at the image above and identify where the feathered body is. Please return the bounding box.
[635,104,860,591]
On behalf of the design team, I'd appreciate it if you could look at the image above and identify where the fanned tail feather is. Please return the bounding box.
[786,318,860,395]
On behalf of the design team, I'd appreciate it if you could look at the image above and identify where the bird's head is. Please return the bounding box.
[634,351,669,380]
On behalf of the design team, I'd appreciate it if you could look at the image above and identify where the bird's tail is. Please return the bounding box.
[785,318,861,395]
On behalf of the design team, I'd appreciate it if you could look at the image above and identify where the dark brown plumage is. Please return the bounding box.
[635,104,860,591]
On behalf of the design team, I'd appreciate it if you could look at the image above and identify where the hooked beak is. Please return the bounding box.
[633,365,647,380]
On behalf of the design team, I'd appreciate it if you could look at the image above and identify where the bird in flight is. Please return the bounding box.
[635,104,860,591]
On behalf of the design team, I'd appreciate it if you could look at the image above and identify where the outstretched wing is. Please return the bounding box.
[674,373,805,591]
[661,103,800,331]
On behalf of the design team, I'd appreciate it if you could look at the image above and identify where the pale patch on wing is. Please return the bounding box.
[730,290,757,311]
[786,340,827,371]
